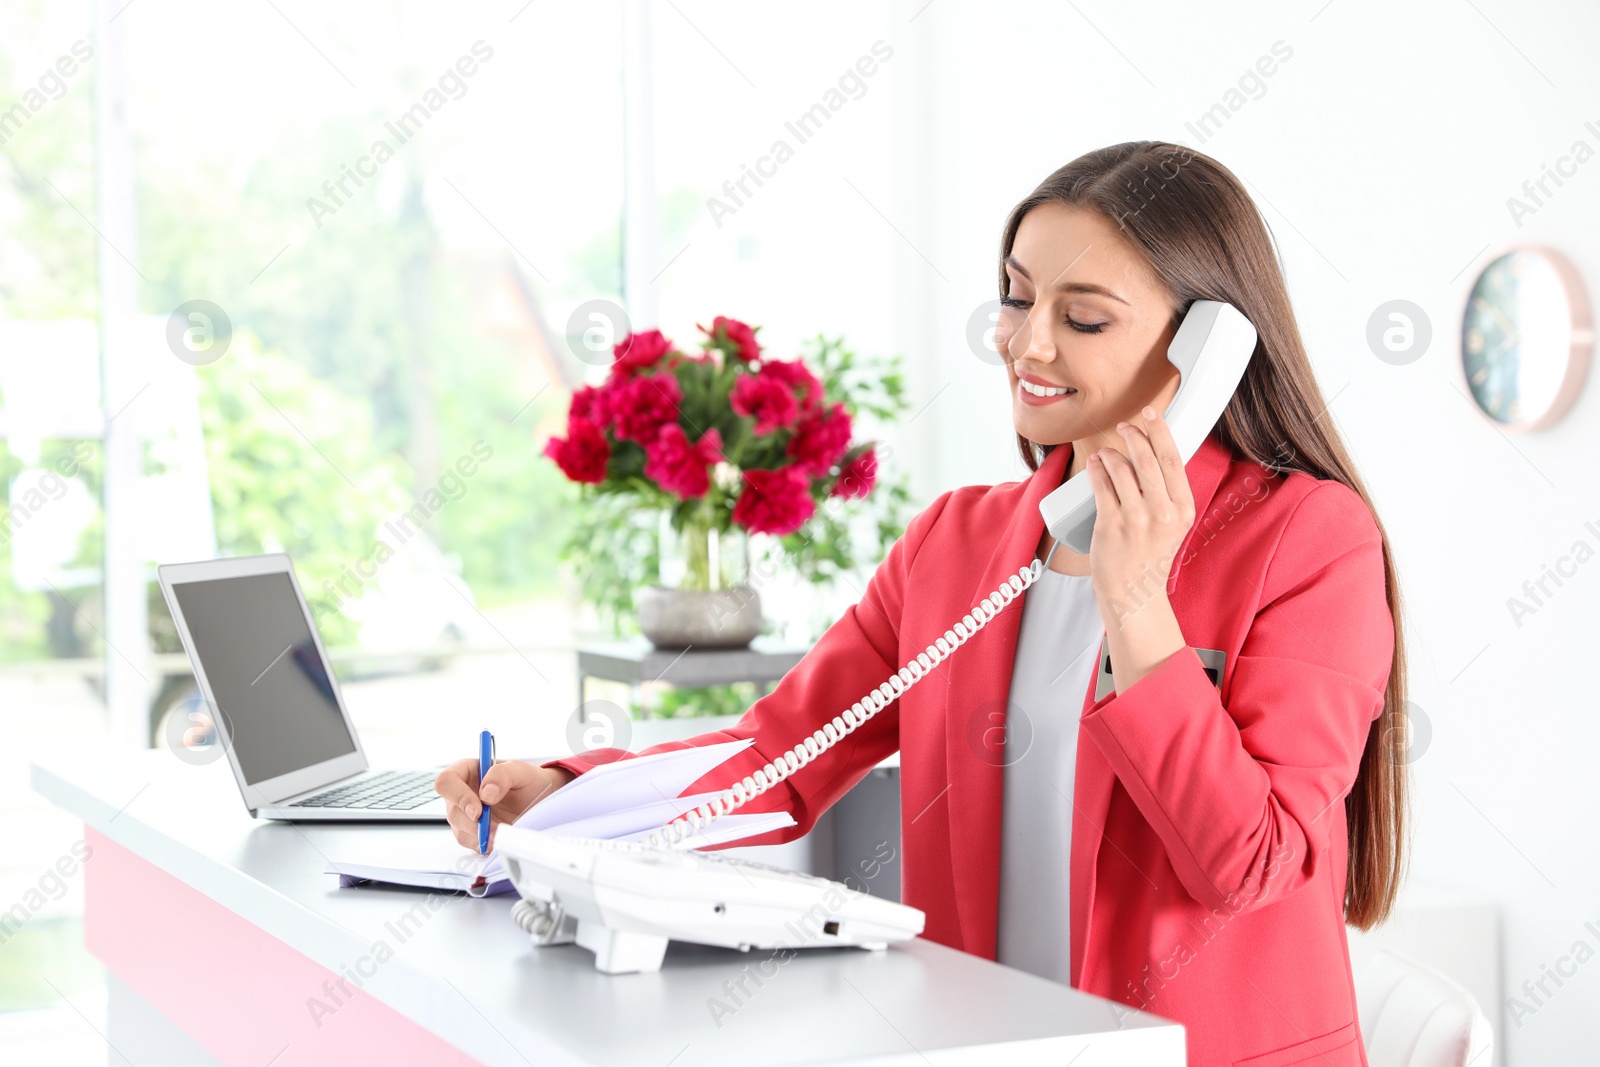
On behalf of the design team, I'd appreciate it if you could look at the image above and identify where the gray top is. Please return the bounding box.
[996,566,1103,986]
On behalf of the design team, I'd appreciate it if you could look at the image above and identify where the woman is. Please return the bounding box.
[436,141,1408,1067]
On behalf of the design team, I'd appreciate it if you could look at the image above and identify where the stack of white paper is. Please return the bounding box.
[326,738,793,896]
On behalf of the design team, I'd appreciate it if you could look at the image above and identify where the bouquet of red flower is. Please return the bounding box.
[544,317,881,544]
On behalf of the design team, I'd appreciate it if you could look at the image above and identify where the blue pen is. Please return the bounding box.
[478,730,495,855]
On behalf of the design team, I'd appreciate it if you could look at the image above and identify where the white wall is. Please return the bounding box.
[881,0,1600,1061]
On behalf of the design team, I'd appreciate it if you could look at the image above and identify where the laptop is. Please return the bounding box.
[157,553,448,822]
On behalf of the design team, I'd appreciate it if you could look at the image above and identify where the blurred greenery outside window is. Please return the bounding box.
[0,4,622,671]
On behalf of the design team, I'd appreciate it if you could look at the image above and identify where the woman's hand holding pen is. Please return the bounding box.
[435,759,574,852]
[1085,405,1194,693]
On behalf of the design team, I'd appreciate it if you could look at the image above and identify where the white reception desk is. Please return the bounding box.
[31,751,1185,1065]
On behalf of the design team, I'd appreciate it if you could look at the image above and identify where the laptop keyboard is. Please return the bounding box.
[292,770,439,811]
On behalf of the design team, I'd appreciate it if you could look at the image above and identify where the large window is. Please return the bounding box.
[0,0,626,1043]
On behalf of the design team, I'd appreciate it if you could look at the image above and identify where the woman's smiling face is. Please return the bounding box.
[999,202,1184,456]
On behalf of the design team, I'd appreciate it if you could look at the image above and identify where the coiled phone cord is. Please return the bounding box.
[639,545,1059,851]
[511,897,567,941]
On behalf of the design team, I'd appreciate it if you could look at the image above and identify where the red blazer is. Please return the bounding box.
[548,433,1394,1067]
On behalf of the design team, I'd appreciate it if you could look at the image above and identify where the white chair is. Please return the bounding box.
[1354,948,1495,1067]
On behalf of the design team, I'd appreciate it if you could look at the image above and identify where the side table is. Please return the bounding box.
[574,635,812,718]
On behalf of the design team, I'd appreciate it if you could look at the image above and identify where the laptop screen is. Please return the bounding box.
[171,571,358,784]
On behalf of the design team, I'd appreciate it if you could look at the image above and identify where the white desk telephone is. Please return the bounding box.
[496,300,1258,974]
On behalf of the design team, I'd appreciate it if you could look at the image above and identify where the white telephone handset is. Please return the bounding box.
[498,300,1257,973]
[1038,300,1258,553]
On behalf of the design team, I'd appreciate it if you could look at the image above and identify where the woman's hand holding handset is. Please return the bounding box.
[1085,406,1195,693]
[434,759,575,852]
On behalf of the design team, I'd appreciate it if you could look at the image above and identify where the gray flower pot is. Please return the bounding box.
[635,584,763,649]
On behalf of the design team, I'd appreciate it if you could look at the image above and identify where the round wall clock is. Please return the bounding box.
[1460,245,1592,430]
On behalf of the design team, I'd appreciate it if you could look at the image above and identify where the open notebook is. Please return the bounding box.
[326,738,794,896]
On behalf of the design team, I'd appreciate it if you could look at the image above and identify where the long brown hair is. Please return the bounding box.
[999,141,1407,929]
